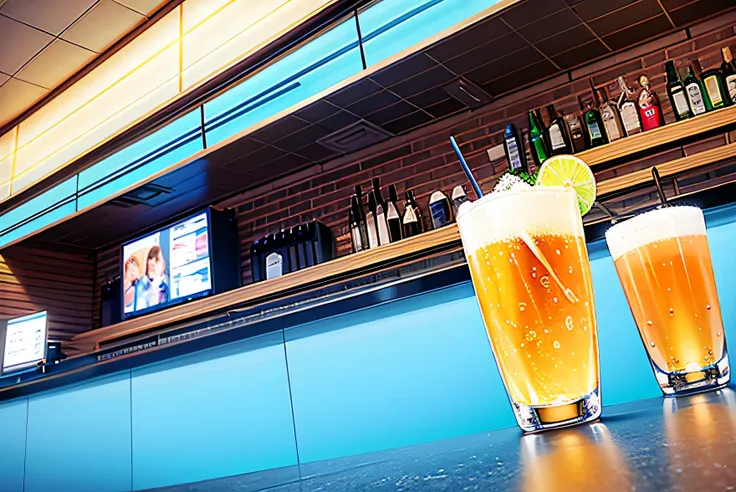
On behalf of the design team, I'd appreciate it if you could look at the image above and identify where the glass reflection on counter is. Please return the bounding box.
[519,423,634,492]
[664,388,736,489]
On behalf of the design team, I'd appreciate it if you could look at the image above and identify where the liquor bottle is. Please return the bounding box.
[348,208,364,253]
[683,65,709,115]
[636,75,665,131]
[429,190,452,229]
[564,114,587,153]
[594,85,624,142]
[372,178,390,246]
[386,184,402,243]
[351,194,368,250]
[722,47,736,105]
[403,191,422,237]
[665,60,693,121]
[451,185,468,215]
[503,123,528,173]
[616,76,642,136]
[264,232,284,280]
[582,99,607,148]
[701,64,728,110]
[366,191,380,248]
[528,109,549,166]
[545,105,572,155]
[406,190,424,233]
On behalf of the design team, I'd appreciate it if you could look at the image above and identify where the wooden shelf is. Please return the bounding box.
[597,142,736,196]
[579,105,736,167]
[70,225,461,353]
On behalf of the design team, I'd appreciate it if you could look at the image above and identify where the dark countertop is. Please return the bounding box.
[149,386,736,491]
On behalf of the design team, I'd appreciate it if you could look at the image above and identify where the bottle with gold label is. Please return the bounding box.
[593,84,623,142]
[616,76,642,136]
[701,63,728,110]
[637,75,665,131]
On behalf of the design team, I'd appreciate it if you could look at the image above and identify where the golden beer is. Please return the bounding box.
[458,187,600,431]
[606,206,729,394]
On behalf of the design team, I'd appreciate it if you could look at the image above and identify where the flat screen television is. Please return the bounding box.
[0,311,48,374]
[121,207,240,321]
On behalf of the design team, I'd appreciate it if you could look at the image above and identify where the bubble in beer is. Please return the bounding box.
[649,341,655,347]
[568,266,573,274]
[717,332,722,337]
[565,316,574,331]
[553,297,559,303]
[669,308,674,316]
[555,249,561,255]
[540,275,550,289]
[647,320,653,326]
[553,341,561,349]
[525,331,537,341]
[519,302,526,312]
[707,304,712,310]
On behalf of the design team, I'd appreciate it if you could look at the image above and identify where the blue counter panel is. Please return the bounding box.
[0,399,27,492]
[130,332,298,491]
[24,373,132,492]
[285,283,512,464]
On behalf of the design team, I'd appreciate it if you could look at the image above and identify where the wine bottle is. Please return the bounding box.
[528,109,549,166]
[565,114,587,153]
[386,185,403,243]
[594,84,623,142]
[402,197,421,238]
[451,185,468,214]
[366,191,380,248]
[545,105,572,155]
[722,47,736,105]
[616,76,642,136]
[348,208,363,253]
[582,99,607,148]
[372,178,390,246]
[351,194,368,250]
[503,123,528,173]
[637,75,665,131]
[684,65,709,115]
[406,190,424,233]
[665,61,693,121]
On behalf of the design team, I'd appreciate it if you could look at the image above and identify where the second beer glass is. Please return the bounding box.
[458,187,601,432]
[606,206,730,395]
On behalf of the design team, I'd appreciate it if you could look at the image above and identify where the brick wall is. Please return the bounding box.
[92,12,736,327]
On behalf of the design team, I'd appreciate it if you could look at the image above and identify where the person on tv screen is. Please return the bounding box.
[123,256,141,311]
[135,245,169,310]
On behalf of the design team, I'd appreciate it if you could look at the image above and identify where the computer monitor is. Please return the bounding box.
[1,311,48,374]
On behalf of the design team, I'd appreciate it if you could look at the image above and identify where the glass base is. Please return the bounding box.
[512,387,602,433]
[654,350,730,397]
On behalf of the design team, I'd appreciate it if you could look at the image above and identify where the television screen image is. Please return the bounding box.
[122,212,213,319]
[3,311,48,372]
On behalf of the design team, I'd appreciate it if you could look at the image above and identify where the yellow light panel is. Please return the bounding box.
[0,0,337,202]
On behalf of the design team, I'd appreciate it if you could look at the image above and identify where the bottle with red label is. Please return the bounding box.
[636,74,665,131]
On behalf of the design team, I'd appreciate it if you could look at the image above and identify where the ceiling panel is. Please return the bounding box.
[0,15,53,74]
[500,0,569,29]
[601,14,673,51]
[535,24,597,58]
[0,78,48,127]
[62,0,144,52]
[667,0,736,27]
[587,0,665,37]
[15,39,95,89]
[115,0,169,16]
[0,72,9,86]
[570,0,638,21]
[1,0,97,35]
[518,8,582,43]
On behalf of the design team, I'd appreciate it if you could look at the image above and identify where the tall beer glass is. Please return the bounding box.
[606,206,729,395]
[457,187,601,432]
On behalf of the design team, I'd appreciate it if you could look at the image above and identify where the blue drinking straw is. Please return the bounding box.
[450,136,483,199]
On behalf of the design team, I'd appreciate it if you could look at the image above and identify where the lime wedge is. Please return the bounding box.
[536,155,596,215]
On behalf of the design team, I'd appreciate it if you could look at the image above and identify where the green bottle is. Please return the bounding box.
[665,60,692,121]
[683,65,710,115]
[583,100,608,148]
[528,110,549,166]
[701,66,728,110]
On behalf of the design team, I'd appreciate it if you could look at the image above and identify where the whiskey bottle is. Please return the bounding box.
[564,114,587,153]
[594,85,624,142]
[503,123,528,173]
[386,184,403,243]
[616,76,642,136]
[636,75,665,131]
[665,60,692,121]
[528,109,549,166]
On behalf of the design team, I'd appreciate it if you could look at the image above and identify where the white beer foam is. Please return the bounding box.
[457,187,584,255]
[605,206,705,261]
